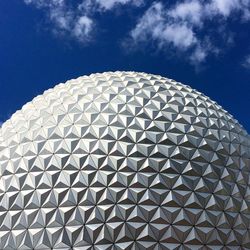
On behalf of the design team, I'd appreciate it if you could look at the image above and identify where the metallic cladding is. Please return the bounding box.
[0,72,250,249]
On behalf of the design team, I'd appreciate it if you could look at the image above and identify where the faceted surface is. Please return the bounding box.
[0,71,250,249]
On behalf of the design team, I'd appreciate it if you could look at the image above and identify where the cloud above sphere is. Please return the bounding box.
[130,0,250,64]
[23,0,250,66]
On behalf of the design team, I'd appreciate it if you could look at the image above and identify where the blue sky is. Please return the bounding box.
[0,0,250,132]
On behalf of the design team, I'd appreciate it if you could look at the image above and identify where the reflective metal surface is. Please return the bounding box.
[0,72,250,249]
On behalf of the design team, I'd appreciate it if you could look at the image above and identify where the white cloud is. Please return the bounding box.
[162,24,197,50]
[130,0,250,64]
[24,0,94,42]
[73,16,93,40]
[243,55,250,68]
[94,0,144,11]
[207,0,242,17]
[131,3,165,42]
[78,0,144,13]
[168,0,203,26]
[130,2,205,63]
[24,0,144,42]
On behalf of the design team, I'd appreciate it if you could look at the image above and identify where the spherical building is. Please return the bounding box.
[0,71,250,249]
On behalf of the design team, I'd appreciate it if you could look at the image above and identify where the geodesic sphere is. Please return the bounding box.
[0,72,250,249]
